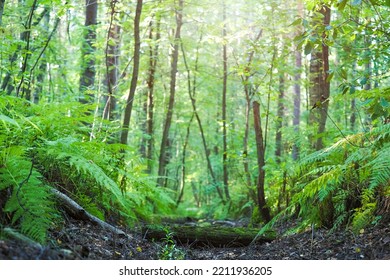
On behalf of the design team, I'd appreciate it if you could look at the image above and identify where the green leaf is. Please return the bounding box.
[380,97,389,108]
[340,68,348,80]
[0,114,20,128]
[326,72,334,83]
[304,42,312,55]
[290,18,302,26]
[338,0,348,11]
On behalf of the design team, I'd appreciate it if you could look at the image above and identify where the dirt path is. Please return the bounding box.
[0,219,389,260]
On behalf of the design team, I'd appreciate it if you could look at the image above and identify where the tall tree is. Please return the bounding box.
[79,0,98,104]
[275,72,285,162]
[141,11,161,172]
[221,2,230,200]
[181,36,225,202]
[253,100,271,223]
[120,0,143,145]
[292,0,303,160]
[103,0,121,121]
[157,0,183,187]
[308,4,331,150]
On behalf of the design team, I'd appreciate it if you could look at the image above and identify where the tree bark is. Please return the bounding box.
[120,0,143,145]
[308,4,331,151]
[51,188,127,237]
[253,101,271,223]
[103,0,120,121]
[79,0,98,104]
[157,0,183,187]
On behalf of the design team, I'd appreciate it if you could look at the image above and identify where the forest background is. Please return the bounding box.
[0,0,389,246]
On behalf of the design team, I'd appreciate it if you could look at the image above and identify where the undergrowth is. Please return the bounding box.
[0,96,176,243]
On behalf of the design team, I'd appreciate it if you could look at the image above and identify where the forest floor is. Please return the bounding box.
[0,217,389,260]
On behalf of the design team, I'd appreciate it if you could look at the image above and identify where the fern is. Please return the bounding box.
[0,155,58,243]
[351,188,378,233]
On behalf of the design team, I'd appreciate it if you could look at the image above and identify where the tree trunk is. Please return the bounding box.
[181,38,225,202]
[253,101,271,223]
[275,73,285,162]
[144,13,161,173]
[33,9,50,104]
[157,0,183,187]
[143,224,275,247]
[79,0,98,104]
[308,4,331,151]
[120,0,143,145]
[221,2,230,200]
[103,0,120,121]
[292,0,303,161]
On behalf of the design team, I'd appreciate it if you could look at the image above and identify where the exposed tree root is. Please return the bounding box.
[51,188,128,238]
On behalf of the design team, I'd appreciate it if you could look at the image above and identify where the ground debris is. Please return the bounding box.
[0,219,389,260]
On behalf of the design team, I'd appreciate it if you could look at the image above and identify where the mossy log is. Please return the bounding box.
[143,224,275,247]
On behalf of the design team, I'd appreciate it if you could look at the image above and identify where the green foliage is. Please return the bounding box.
[289,120,389,230]
[157,228,186,260]
[0,96,177,244]
[0,152,59,244]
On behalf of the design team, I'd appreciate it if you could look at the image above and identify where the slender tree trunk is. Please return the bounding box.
[177,113,194,205]
[181,39,225,202]
[120,0,143,145]
[221,2,230,200]
[33,9,50,104]
[1,3,48,95]
[275,73,285,162]
[157,0,183,187]
[237,29,262,190]
[292,0,303,161]
[79,0,98,104]
[253,101,271,223]
[143,14,161,173]
[103,0,120,121]
[308,4,331,151]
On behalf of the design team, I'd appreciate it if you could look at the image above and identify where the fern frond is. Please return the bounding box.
[365,145,390,190]
[1,156,58,243]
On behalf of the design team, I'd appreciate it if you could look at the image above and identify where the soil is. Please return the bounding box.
[1,216,389,260]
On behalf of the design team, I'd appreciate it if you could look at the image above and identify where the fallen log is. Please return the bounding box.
[143,224,276,247]
[51,188,128,237]
[3,227,43,251]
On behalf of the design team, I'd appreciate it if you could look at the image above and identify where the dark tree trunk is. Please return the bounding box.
[120,0,143,145]
[253,101,271,223]
[79,0,98,104]
[308,4,331,151]
[157,0,183,187]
